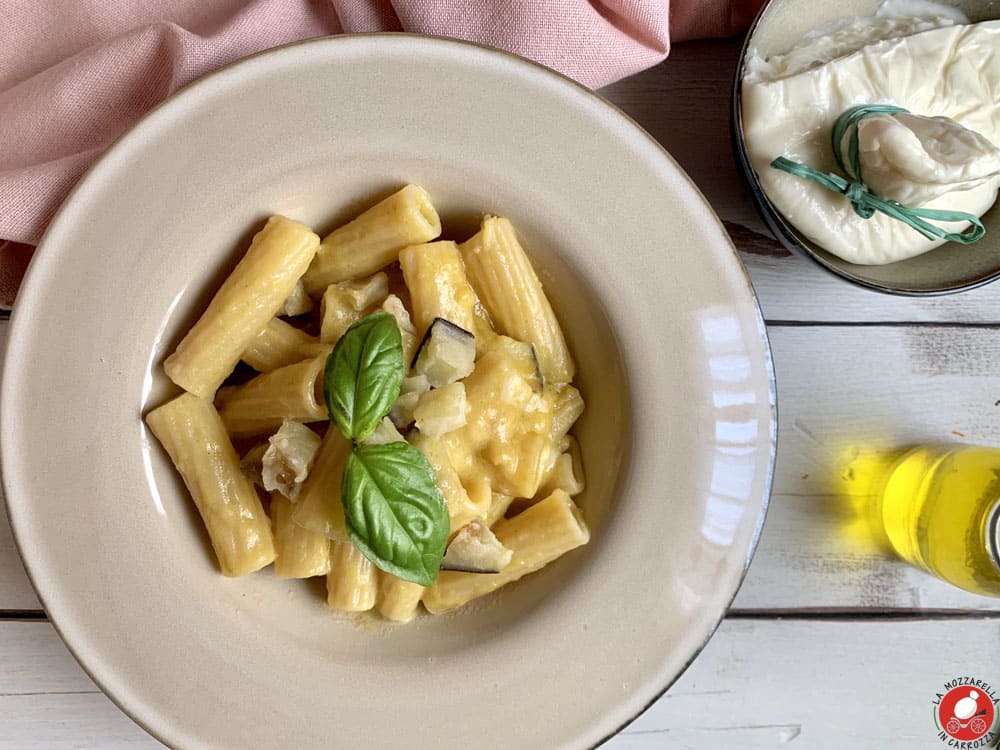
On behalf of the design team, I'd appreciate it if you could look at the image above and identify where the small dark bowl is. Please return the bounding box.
[732,0,1000,295]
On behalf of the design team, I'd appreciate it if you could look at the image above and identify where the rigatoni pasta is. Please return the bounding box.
[423,489,589,613]
[303,184,441,294]
[319,272,389,344]
[408,430,487,532]
[327,541,378,612]
[271,494,332,579]
[146,186,591,622]
[376,572,425,623]
[291,427,352,541]
[216,353,330,438]
[145,392,276,577]
[399,240,478,337]
[462,216,575,383]
[241,317,328,373]
[164,215,319,398]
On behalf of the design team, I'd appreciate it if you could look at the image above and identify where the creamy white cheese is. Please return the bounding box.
[743,20,1000,265]
[743,13,957,84]
[876,0,969,24]
[846,113,1000,206]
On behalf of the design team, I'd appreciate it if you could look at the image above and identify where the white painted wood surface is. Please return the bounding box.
[2,619,997,749]
[3,34,1000,749]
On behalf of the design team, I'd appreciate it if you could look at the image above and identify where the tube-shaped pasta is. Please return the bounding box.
[409,431,484,533]
[291,427,351,541]
[485,492,515,527]
[145,393,276,577]
[241,318,328,373]
[422,490,589,613]
[164,216,320,398]
[326,540,377,612]
[462,475,494,526]
[398,241,478,338]
[537,436,586,498]
[461,217,574,383]
[216,352,330,438]
[546,383,585,442]
[304,185,441,293]
[319,272,389,344]
[271,494,331,579]
[279,279,314,317]
[377,572,425,623]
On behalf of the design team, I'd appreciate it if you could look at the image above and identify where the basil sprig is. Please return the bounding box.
[324,312,449,586]
[343,443,450,585]
[324,312,405,442]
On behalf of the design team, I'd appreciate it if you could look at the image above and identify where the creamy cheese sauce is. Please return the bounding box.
[743,7,1000,265]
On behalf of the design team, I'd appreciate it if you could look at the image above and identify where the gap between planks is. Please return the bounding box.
[0,610,46,621]
[766,320,1000,328]
[6,608,999,623]
[728,608,1000,620]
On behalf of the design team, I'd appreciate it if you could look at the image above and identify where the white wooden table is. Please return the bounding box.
[3,36,1000,749]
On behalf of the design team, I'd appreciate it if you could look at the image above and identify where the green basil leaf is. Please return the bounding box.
[341,442,450,586]
[324,312,403,442]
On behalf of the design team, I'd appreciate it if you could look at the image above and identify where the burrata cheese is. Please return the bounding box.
[743,16,1000,265]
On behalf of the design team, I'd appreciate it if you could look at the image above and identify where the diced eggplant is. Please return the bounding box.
[363,417,406,445]
[389,374,431,429]
[440,519,513,573]
[239,443,268,488]
[262,420,322,500]
[412,317,476,387]
[490,335,543,392]
[414,382,467,437]
[382,294,419,367]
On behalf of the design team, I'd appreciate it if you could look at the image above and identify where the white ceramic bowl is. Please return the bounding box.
[2,35,775,748]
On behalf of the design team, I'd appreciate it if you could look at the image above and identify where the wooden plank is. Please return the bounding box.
[742,248,1000,324]
[601,40,1000,323]
[0,622,159,747]
[4,323,1000,612]
[0,694,159,749]
[735,324,1000,611]
[2,619,97,694]
[0,491,39,611]
[2,619,997,749]
[736,487,1000,611]
[0,319,40,611]
[612,618,1000,749]
[600,39,765,237]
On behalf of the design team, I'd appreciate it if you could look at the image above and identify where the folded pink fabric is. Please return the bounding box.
[0,0,762,252]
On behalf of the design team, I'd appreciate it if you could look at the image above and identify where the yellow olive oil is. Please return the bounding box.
[879,445,1000,596]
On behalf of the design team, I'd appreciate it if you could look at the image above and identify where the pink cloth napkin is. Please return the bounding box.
[0,0,762,290]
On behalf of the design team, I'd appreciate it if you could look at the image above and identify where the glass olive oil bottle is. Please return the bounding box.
[879,445,1000,596]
